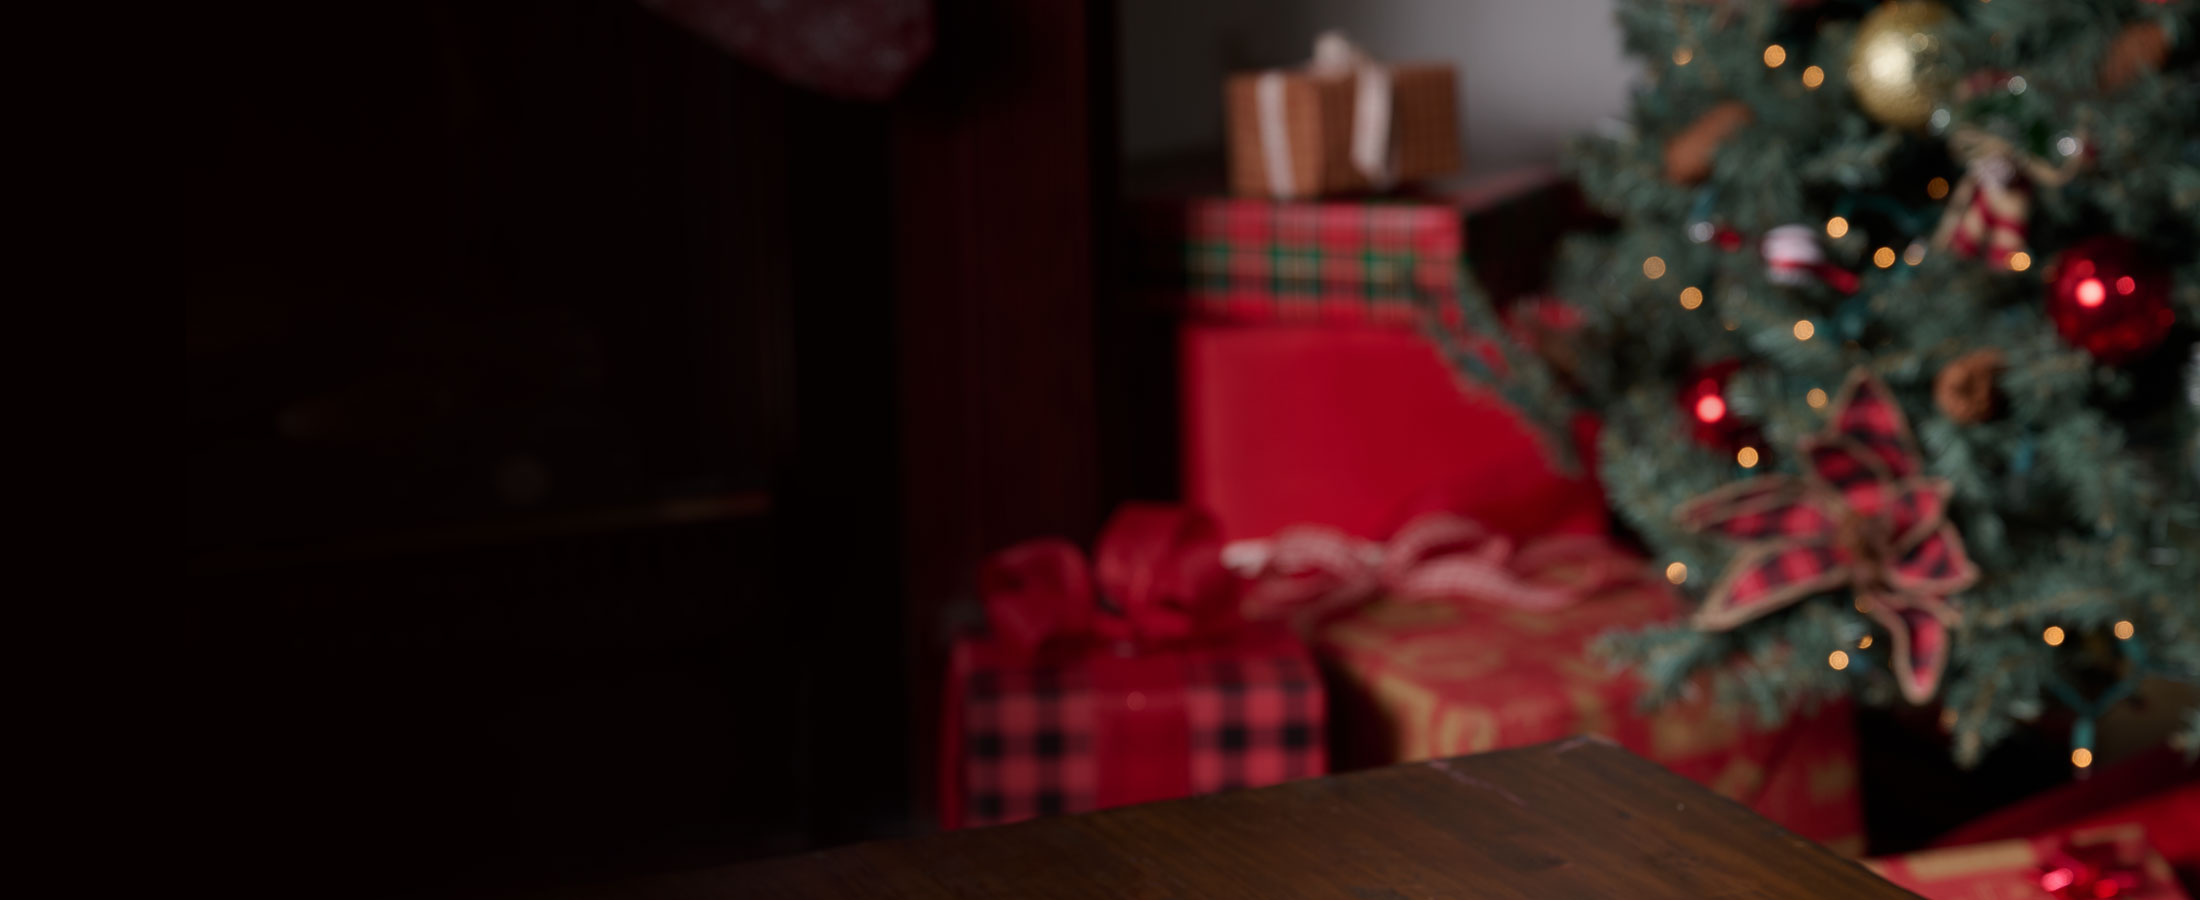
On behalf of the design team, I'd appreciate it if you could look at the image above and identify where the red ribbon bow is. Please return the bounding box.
[980,503,1240,653]
[1678,369,1979,703]
[2037,837,2150,899]
[1225,512,1636,624]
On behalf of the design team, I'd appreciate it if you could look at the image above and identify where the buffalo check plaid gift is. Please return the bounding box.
[940,504,1326,829]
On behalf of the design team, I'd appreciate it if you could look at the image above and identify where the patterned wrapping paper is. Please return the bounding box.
[1131,166,1585,325]
[941,623,1326,829]
[1313,579,1865,852]
[1867,824,2187,900]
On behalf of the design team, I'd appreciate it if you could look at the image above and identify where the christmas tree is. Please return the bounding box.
[1541,0,2200,766]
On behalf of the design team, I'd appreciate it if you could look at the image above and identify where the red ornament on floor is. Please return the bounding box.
[2048,236,2175,365]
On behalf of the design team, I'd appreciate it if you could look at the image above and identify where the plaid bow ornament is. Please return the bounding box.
[1676,369,1980,704]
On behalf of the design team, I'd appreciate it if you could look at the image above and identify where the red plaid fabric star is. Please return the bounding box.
[1677,369,1979,703]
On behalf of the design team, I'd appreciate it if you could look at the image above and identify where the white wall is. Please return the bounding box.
[1120,0,1639,176]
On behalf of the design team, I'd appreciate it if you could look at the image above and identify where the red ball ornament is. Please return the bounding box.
[1681,360,1748,447]
[2047,236,2175,365]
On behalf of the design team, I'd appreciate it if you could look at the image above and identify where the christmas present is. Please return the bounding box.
[1132,166,1584,324]
[1224,32,1459,200]
[1178,313,1605,544]
[1867,824,2187,900]
[1936,747,2200,887]
[939,504,1325,829]
[1309,569,1865,850]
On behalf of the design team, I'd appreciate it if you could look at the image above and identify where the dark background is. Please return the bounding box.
[188,1,1131,894]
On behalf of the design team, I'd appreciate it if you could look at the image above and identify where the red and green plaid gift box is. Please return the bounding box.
[1132,166,1589,325]
[938,504,1327,829]
[941,623,1325,829]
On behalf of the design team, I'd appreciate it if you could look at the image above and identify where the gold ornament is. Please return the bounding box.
[1848,1,1954,130]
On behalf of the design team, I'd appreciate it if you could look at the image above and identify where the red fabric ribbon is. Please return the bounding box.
[980,504,1240,653]
[2037,837,2150,899]
[1225,512,1637,624]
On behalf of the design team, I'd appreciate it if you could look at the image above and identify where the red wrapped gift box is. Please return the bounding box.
[939,505,1326,829]
[1312,573,1864,851]
[1147,170,1604,544]
[1180,320,1605,543]
[1868,824,2187,900]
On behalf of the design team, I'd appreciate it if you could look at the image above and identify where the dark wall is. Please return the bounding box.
[189,1,904,893]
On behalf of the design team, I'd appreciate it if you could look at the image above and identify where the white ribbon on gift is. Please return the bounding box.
[1254,31,1397,199]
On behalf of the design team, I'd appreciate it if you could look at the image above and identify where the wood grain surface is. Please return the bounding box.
[534,737,1917,899]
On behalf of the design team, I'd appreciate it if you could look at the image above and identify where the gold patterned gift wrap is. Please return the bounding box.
[1314,579,1863,852]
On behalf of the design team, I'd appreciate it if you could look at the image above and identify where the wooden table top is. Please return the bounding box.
[542,737,1914,899]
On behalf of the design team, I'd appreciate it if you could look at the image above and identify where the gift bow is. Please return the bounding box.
[981,503,1239,652]
[1223,512,1636,622]
[1256,30,1396,198]
[1678,369,1979,704]
[2037,837,2150,899]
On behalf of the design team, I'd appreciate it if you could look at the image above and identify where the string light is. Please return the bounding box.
[1694,395,1727,425]
[2009,251,2032,272]
[1928,177,1950,199]
[1644,256,1667,279]
[1825,216,1849,239]
[1680,286,1704,309]
[1904,243,1926,266]
[1723,320,1738,331]
[1737,446,1760,467]
[2116,276,2136,295]
[1695,394,1727,423]
[1763,44,1787,68]
[1828,650,1850,670]
[1855,597,1872,613]
[2043,626,2066,646]
[1802,65,1824,89]
[1874,246,1897,268]
[2076,277,2107,308]
[1793,320,1815,340]
[2072,747,2093,768]
[1858,635,1873,649]
[1807,388,1829,408]
[1674,47,1694,66]
[1666,562,1689,584]
[2114,620,2135,639]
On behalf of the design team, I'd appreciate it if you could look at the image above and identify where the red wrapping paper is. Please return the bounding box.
[1180,321,1605,543]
